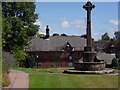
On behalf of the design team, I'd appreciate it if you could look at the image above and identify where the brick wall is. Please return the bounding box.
[26,51,83,68]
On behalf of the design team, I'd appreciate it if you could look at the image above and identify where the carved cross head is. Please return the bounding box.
[83,1,95,11]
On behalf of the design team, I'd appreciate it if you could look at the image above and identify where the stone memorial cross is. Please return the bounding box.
[83,1,95,51]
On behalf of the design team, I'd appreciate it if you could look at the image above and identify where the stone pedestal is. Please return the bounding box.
[83,51,97,62]
[84,46,92,51]
[74,62,105,71]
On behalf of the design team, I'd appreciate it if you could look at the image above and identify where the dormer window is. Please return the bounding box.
[62,42,73,52]
[61,42,73,58]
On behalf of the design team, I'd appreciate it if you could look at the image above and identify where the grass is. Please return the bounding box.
[12,67,119,88]
[29,74,118,88]
[11,67,72,73]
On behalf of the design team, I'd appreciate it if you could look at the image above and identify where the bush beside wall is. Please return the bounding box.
[25,55,36,68]
[2,51,16,87]
[111,58,120,69]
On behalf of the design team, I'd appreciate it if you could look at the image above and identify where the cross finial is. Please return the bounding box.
[83,1,95,11]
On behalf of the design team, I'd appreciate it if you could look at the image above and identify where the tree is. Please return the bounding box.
[110,37,116,41]
[61,33,67,36]
[114,31,120,41]
[2,2,39,53]
[81,34,87,38]
[81,34,94,41]
[52,33,59,36]
[37,33,46,37]
[101,33,110,41]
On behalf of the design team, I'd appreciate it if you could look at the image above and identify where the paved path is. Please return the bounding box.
[3,70,29,89]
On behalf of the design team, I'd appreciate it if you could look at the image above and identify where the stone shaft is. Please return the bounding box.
[83,1,95,51]
[87,8,92,49]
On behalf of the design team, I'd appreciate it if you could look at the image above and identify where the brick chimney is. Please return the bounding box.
[46,25,50,38]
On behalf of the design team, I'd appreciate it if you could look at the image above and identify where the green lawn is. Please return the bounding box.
[11,67,71,73]
[29,74,118,88]
[12,67,119,88]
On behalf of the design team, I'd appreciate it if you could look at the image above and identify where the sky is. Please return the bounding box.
[34,2,118,40]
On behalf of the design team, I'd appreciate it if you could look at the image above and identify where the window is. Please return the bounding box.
[69,56,72,60]
[68,62,73,67]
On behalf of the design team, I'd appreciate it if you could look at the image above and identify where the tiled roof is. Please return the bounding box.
[97,52,115,64]
[26,36,86,51]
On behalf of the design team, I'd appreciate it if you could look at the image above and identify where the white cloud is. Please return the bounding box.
[72,20,84,25]
[38,28,46,34]
[34,19,46,34]
[108,27,118,38]
[61,21,70,29]
[34,19,42,27]
[39,30,46,34]
[92,32,101,40]
[109,19,118,37]
[109,20,118,26]
[39,25,53,35]
[60,18,86,30]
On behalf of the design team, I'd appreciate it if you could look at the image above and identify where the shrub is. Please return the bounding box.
[2,71,10,87]
[2,51,16,67]
[112,67,120,69]
[13,50,27,61]
[25,55,36,68]
[105,64,112,68]
[2,51,16,87]
[13,50,27,66]
[50,63,54,67]
[117,51,120,59]
[38,63,43,66]
[2,61,10,73]
[111,58,120,68]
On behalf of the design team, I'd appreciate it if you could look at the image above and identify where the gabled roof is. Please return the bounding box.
[97,52,115,64]
[62,42,73,51]
[26,36,86,51]
[93,41,109,49]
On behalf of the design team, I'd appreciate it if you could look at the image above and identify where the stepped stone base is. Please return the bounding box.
[64,68,117,74]
[74,62,105,71]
